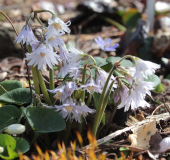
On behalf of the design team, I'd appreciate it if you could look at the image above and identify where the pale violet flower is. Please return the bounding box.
[64,82,77,96]
[133,57,160,79]
[57,62,71,78]
[68,61,82,79]
[79,78,102,94]
[95,36,119,52]
[45,36,70,62]
[48,82,77,102]
[72,102,96,123]
[45,35,65,51]
[45,17,71,39]
[48,85,65,101]
[113,84,129,103]
[117,80,154,112]
[96,69,117,89]
[15,25,38,45]
[59,44,70,62]
[25,43,61,70]
[52,100,79,121]
[68,47,87,64]
[4,124,25,135]
[57,61,81,78]
[124,67,136,85]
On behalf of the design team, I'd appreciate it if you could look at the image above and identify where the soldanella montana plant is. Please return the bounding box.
[15,10,161,136]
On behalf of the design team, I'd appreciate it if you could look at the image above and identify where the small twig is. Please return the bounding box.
[162,97,170,114]
[0,11,33,98]
[0,85,7,92]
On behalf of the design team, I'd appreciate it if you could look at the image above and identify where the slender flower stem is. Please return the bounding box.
[117,55,132,65]
[64,120,72,145]
[26,12,35,25]
[34,10,56,19]
[78,65,87,134]
[80,66,86,101]
[27,45,40,95]
[87,55,97,65]
[92,66,115,136]
[35,16,45,28]
[87,93,91,106]
[31,66,40,95]
[37,70,52,105]
[49,68,55,103]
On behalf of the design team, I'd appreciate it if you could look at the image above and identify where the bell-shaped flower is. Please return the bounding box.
[45,35,70,62]
[96,69,117,89]
[57,61,81,78]
[117,79,154,112]
[64,81,77,97]
[68,47,87,64]
[25,43,61,70]
[95,36,119,52]
[113,84,129,103]
[52,100,79,121]
[133,57,160,79]
[4,124,25,135]
[72,102,96,123]
[45,17,71,39]
[68,61,82,79]
[45,35,64,51]
[48,85,65,101]
[15,25,38,45]
[79,78,102,94]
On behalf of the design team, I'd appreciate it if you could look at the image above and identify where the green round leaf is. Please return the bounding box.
[0,134,29,159]
[145,74,161,87]
[81,57,107,67]
[23,107,66,133]
[0,88,34,105]
[106,57,133,67]
[0,105,20,132]
[14,137,30,154]
[0,134,16,159]
[0,80,23,96]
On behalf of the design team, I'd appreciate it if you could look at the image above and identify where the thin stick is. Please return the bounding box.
[0,11,33,98]
[152,103,170,115]
[0,85,7,92]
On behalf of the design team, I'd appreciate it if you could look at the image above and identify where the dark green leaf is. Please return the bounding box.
[14,137,30,154]
[0,80,23,96]
[0,105,20,132]
[0,88,34,105]
[23,107,66,133]
[106,57,133,68]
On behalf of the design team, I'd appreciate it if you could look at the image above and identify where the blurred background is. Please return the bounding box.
[1,0,170,80]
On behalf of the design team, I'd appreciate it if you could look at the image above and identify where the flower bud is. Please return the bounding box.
[0,147,4,153]
[4,124,25,135]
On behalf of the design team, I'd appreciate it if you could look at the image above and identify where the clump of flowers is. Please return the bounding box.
[15,9,161,139]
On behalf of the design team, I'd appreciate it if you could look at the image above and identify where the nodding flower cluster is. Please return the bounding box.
[15,12,160,123]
